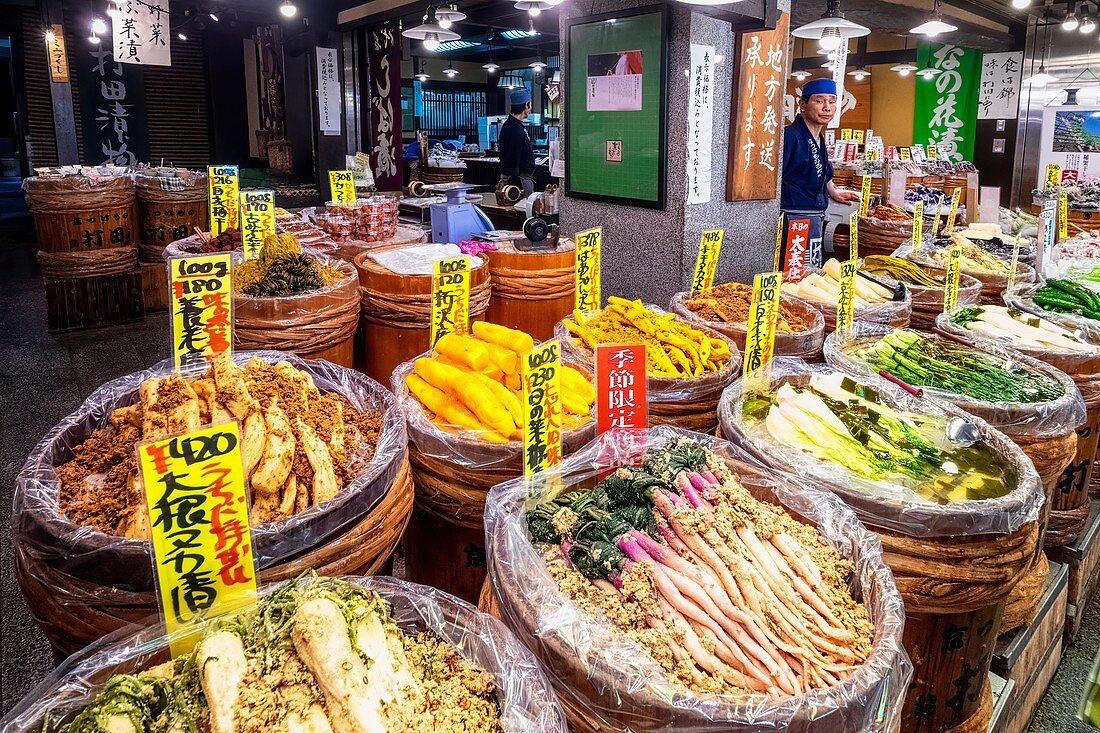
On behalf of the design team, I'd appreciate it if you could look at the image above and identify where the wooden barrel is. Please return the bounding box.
[556,315,741,434]
[24,174,137,253]
[354,245,491,386]
[135,172,209,262]
[860,215,921,258]
[905,273,982,331]
[234,257,360,368]
[419,166,466,185]
[483,239,576,342]
[13,351,411,655]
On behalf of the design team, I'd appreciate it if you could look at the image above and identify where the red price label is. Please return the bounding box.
[1063,169,1080,183]
[595,344,648,437]
[783,219,811,281]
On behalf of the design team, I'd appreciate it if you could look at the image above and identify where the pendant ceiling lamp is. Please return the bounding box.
[1024,23,1058,85]
[1064,1,1081,30]
[443,62,458,77]
[499,73,525,88]
[792,0,870,52]
[847,66,871,80]
[435,4,466,29]
[890,62,918,76]
[402,10,460,51]
[910,0,957,36]
[791,69,812,81]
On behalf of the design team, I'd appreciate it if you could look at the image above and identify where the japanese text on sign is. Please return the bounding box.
[1046,163,1062,190]
[912,201,925,251]
[368,23,402,190]
[692,229,724,294]
[112,0,170,66]
[329,170,356,203]
[46,25,68,82]
[595,343,648,436]
[239,190,275,260]
[978,51,1023,120]
[946,187,962,233]
[841,129,852,140]
[773,212,784,273]
[687,44,716,205]
[316,47,341,134]
[836,260,857,337]
[860,175,872,217]
[208,166,239,235]
[849,212,859,261]
[575,227,602,312]
[1008,235,1023,292]
[900,147,913,162]
[729,15,787,201]
[783,218,810,281]
[171,254,233,372]
[743,272,782,389]
[87,45,141,165]
[1060,190,1069,241]
[431,256,470,346]
[943,243,963,313]
[522,340,563,475]
[853,129,865,144]
[137,422,257,654]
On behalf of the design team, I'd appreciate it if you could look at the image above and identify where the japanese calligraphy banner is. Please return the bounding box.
[686,44,716,205]
[575,227,602,312]
[691,229,723,294]
[240,190,275,259]
[170,253,233,372]
[431,255,471,346]
[329,170,356,203]
[137,421,257,654]
[367,22,403,191]
[943,243,963,313]
[977,51,1023,120]
[913,42,981,163]
[522,339,563,476]
[208,166,239,235]
[113,0,171,66]
[316,47,341,135]
[836,260,857,338]
[595,343,648,436]
[727,12,788,201]
[742,272,782,389]
[46,25,68,83]
[76,44,149,165]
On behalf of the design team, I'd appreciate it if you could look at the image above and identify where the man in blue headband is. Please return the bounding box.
[498,86,537,199]
[779,77,859,269]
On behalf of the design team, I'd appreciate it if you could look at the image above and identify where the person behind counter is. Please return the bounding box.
[498,87,536,199]
[780,77,860,270]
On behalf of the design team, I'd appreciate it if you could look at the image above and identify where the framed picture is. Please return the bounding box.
[564,4,668,209]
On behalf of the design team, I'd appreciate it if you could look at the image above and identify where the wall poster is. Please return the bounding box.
[112,0,171,66]
[977,51,1023,120]
[1038,106,1100,186]
[565,5,668,209]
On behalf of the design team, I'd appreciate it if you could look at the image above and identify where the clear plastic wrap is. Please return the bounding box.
[823,322,1086,439]
[0,576,567,733]
[856,214,919,257]
[1003,281,1100,332]
[668,289,825,361]
[14,350,408,594]
[891,242,1035,302]
[161,232,242,261]
[717,357,1043,538]
[783,268,912,332]
[484,426,911,733]
[902,272,982,329]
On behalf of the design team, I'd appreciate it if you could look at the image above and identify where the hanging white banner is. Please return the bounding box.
[113,0,171,66]
[686,43,716,205]
[317,47,342,135]
[977,51,1023,120]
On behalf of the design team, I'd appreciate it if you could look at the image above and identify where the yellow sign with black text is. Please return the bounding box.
[899,147,912,162]
[521,339,562,476]
[946,187,963,233]
[743,271,783,386]
[911,201,924,250]
[575,227,602,312]
[841,129,852,141]
[431,255,471,346]
[692,229,724,294]
[170,254,233,372]
[208,166,239,235]
[1060,190,1069,241]
[860,175,872,217]
[239,190,276,259]
[329,170,356,203]
[836,260,857,337]
[773,213,784,273]
[944,242,963,313]
[849,212,859,261]
[853,129,865,144]
[1046,163,1062,189]
[137,422,257,655]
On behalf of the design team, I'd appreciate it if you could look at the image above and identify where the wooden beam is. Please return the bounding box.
[43,0,78,164]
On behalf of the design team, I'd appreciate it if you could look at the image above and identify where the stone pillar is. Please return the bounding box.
[559,2,787,304]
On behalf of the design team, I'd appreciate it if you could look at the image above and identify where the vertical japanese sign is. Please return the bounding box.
[900,147,913,162]
[112,0,171,66]
[841,129,852,141]
[782,218,810,281]
[913,42,981,163]
[943,242,963,313]
[859,175,872,216]
[927,143,938,160]
[1060,190,1069,241]
[575,227,602,312]
[773,212,783,273]
[431,256,471,346]
[742,272,782,389]
[316,47,341,135]
[853,129,865,144]
[1008,235,1023,292]
[727,13,788,201]
[1045,163,1063,190]
[931,200,944,239]
[170,254,233,371]
[137,422,257,654]
[76,44,149,165]
[691,229,724,294]
[946,187,963,233]
[521,340,562,476]
[836,260,857,337]
[329,170,356,203]
[849,212,859,261]
[977,51,1023,120]
[911,201,925,250]
[45,25,68,82]
[686,44,716,205]
[367,22,403,191]
[240,190,275,260]
[595,344,648,435]
[1041,199,1057,258]
[208,166,239,235]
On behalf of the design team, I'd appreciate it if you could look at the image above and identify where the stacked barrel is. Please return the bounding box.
[134,169,209,312]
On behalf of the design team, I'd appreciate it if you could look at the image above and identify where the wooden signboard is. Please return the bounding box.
[726,12,789,201]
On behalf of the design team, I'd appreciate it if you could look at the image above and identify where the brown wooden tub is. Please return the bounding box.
[484,239,576,341]
[135,170,209,262]
[23,174,137,253]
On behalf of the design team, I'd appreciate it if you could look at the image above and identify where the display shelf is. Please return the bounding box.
[139,261,168,313]
[988,672,1016,733]
[1046,500,1100,643]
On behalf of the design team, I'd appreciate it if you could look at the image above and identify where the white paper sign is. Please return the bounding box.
[317,47,341,135]
[686,43,716,206]
[112,0,171,66]
[978,51,1023,120]
[828,42,849,129]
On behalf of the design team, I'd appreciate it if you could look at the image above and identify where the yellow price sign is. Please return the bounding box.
[1008,235,1023,292]
[136,421,257,655]
[911,200,924,251]
[1046,163,1063,189]
[773,212,784,273]
[899,147,913,162]
[692,229,724,294]
[743,271,783,389]
[946,187,963,233]
[943,243,963,313]
[170,253,232,372]
[865,128,874,142]
[207,165,239,235]
[575,227,602,312]
[836,259,858,338]
[431,255,471,346]
[853,129,865,144]
[521,339,563,476]
[849,211,859,261]
[859,175,872,217]
[329,169,356,203]
[1060,189,1069,240]
[841,128,852,141]
[931,200,944,239]
[239,190,276,259]
[927,143,939,160]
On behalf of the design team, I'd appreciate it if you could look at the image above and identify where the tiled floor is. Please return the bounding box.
[0,217,1097,730]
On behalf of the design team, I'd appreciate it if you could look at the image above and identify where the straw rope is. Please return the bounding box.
[489,263,574,300]
[24,176,134,212]
[36,247,138,279]
[359,278,491,328]
[1000,555,1049,633]
[235,288,360,356]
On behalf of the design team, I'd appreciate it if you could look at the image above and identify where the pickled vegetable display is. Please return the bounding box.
[681,282,809,333]
[948,305,1100,353]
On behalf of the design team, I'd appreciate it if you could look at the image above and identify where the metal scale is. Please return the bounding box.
[425,183,494,244]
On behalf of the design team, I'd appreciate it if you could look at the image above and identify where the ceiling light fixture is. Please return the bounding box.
[209,11,219,21]
[791,69,812,81]
[1065,1,1080,29]
[402,11,460,51]
[910,0,957,35]
[443,62,458,77]
[918,67,941,79]
[177,31,187,40]
[90,17,108,35]
[483,60,500,72]
[1025,26,1058,85]
[87,33,101,44]
[1082,13,1097,32]
[279,0,297,18]
[890,62,918,76]
[499,73,525,88]
[1011,0,1030,7]
[415,59,430,82]
[436,4,466,29]
[848,66,871,80]
[514,0,551,16]
[529,58,547,70]
[792,0,869,51]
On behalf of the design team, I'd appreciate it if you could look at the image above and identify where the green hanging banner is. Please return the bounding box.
[913,42,981,163]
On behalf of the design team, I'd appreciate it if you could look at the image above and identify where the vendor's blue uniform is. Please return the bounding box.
[780,78,836,270]
[498,87,537,199]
